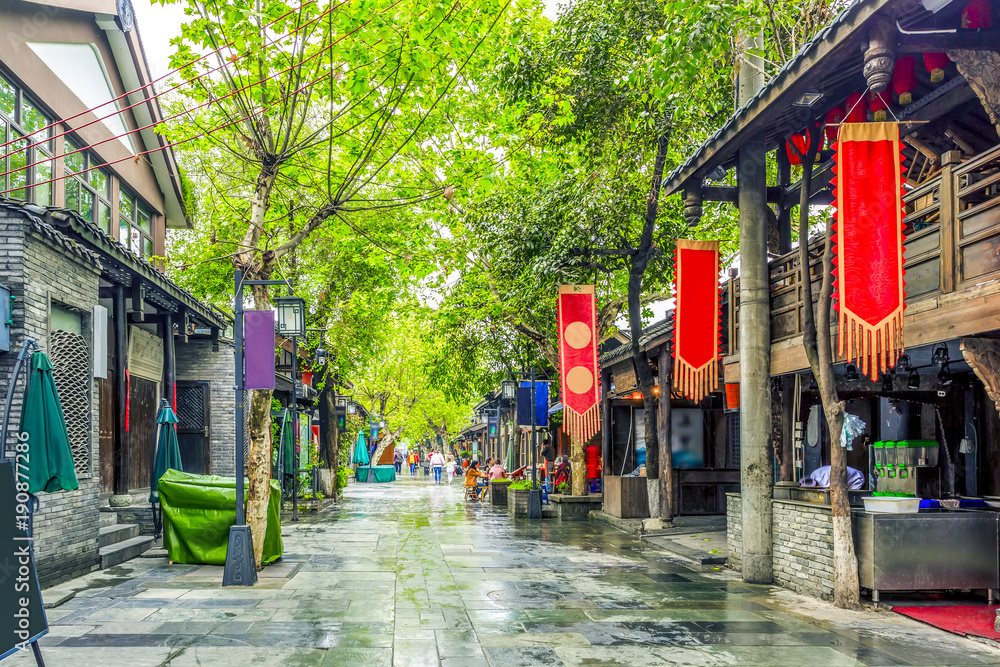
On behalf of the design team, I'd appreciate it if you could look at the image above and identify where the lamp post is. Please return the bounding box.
[225,272,305,587]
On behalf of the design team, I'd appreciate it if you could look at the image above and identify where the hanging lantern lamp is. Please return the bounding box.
[824,106,845,146]
[893,55,916,105]
[785,130,813,166]
[962,0,992,28]
[869,89,891,122]
[923,52,950,83]
[845,92,868,123]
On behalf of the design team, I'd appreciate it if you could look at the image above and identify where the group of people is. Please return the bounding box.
[463,458,509,500]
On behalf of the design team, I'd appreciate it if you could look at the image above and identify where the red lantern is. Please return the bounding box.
[893,55,916,105]
[923,52,950,83]
[869,89,891,122]
[962,0,992,27]
[845,92,868,124]
[825,106,845,145]
[785,130,813,166]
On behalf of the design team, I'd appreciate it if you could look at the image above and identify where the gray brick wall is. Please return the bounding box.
[725,494,835,601]
[175,339,236,478]
[726,493,742,570]
[0,210,103,587]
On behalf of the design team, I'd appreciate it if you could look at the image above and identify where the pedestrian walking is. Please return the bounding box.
[409,451,418,477]
[394,449,403,474]
[430,449,446,484]
[445,455,456,484]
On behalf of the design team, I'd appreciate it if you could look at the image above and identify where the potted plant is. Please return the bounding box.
[507,480,532,517]
[490,478,512,506]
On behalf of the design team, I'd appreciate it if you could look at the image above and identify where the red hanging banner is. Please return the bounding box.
[557,285,601,443]
[673,239,720,403]
[832,122,906,381]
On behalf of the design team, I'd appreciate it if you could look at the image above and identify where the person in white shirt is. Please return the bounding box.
[445,455,457,484]
[429,450,446,484]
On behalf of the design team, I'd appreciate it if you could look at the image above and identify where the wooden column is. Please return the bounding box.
[737,33,773,584]
[657,346,673,521]
[601,368,612,477]
[113,284,130,499]
[776,149,793,255]
[163,313,175,412]
[779,375,795,482]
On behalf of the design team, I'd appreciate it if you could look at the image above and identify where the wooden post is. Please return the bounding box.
[601,369,612,477]
[737,33,773,584]
[780,375,795,482]
[777,149,793,255]
[163,313,175,413]
[112,284,130,501]
[657,345,673,521]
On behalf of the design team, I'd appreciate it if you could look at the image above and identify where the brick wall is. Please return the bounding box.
[726,493,835,601]
[175,339,236,478]
[726,493,742,570]
[0,210,103,587]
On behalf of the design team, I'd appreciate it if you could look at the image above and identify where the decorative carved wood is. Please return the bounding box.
[961,337,1000,415]
[864,20,896,92]
[948,50,1000,135]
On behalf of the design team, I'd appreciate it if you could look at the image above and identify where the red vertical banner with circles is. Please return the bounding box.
[558,285,601,443]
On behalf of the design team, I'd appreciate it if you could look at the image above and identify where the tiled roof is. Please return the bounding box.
[0,197,227,328]
[662,0,905,196]
[1,199,103,269]
[600,315,674,367]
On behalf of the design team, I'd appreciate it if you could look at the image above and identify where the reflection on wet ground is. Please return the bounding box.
[13,479,1000,666]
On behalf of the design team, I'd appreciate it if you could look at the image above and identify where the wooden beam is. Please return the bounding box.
[113,284,129,497]
[897,30,1000,54]
[130,279,144,320]
[702,185,785,204]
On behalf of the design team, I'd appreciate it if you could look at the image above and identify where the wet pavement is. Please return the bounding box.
[11,478,1000,666]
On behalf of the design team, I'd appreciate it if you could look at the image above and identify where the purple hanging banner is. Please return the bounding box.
[244,310,276,389]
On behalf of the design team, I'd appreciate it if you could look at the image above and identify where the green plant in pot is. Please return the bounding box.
[508,480,532,491]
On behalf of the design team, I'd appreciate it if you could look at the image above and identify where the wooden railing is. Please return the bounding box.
[726,144,1000,355]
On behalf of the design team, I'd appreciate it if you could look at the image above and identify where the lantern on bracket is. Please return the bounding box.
[785,129,814,166]
[274,295,307,338]
[893,55,916,105]
[923,52,950,84]
[869,89,891,122]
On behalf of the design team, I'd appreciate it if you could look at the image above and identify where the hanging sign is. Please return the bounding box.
[673,239,721,403]
[516,381,549,428]
[244,310,276,390]
[557,285,600,443]
[833,122,905,380]
[1,461,48,661]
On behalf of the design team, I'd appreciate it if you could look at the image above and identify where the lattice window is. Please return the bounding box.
[727,411,741,469]
[176,384,206,430]
[50,329,91,474]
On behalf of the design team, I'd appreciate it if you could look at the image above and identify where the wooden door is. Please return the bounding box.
[176,381,211,474]
[98,377,116,494]
[127,376,158,491]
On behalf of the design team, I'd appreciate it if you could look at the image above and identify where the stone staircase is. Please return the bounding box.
[99,511,154,569]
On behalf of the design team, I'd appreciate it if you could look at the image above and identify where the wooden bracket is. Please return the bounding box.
[961,338,1000,415]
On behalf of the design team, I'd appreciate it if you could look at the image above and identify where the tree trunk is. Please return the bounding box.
[797,129,859,608]
[570,436,586,495]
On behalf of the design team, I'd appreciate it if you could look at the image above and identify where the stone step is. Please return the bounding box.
[100,535,154,569]
[98,511,118,529]
[99,523,139,549]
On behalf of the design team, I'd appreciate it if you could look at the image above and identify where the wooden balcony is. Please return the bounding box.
[724,144,1000,378]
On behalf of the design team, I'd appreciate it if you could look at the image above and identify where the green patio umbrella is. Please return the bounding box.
[19,351,78,494]
[352,431,370,466]
[150,400,182,504]
[280,409,295,476]
[504,432,517,473]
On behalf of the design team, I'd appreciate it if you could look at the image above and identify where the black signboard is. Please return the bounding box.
[0,460,47,661]
[336,405,346,430]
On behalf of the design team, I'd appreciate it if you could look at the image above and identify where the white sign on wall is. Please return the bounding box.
[127,326,163,382]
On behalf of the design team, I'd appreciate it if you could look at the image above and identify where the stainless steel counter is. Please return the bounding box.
[853,509,999,606]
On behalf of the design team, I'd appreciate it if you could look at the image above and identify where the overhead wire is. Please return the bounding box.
[0,1,320,156]
[0,0,342,164]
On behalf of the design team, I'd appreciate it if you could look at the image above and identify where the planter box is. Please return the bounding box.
[549,494,603,520]
[508,488,530,517]
[604,475,649,519]
[491,481,510,506]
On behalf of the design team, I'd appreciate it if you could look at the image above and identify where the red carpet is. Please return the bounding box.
[893,605,1000,640]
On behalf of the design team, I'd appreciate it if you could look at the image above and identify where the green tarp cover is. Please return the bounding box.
[158,470,283,565]
[356,465,396,483]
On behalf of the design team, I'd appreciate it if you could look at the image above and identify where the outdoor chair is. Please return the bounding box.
[465,486,480,501]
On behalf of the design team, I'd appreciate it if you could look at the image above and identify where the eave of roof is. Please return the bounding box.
[4,198,228,328]
[662,0,905,196]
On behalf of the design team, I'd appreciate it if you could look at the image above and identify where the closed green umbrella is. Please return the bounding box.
[281,409,295,476]
[352,431,370,466]
[504,432,517,473]
[20,352,78,494]
[150,400,182,504]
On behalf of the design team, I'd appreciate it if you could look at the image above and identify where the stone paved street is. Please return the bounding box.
[10,479,1000,666]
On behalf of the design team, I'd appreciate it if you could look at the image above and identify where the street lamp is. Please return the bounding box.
[501,378,517,402]
[275,296,307,338]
